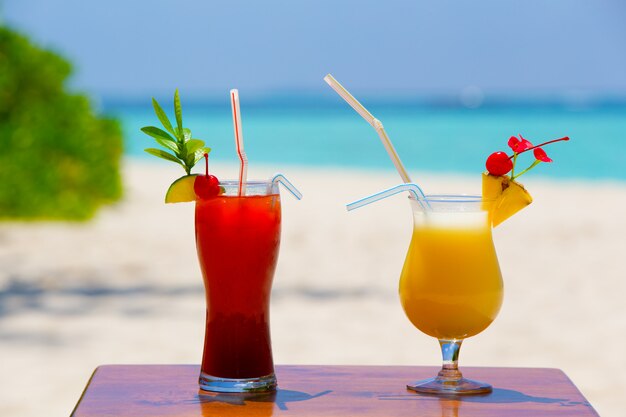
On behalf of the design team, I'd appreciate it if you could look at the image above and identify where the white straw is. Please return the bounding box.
[372,120,412,184]
[230,89,248,196]
[324,74,412,184]
[323,74,376,126]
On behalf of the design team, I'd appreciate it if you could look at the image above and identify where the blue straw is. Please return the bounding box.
[271,173,303,200]
[346,183,429,211]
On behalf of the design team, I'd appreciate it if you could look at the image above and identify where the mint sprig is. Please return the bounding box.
[141,89,210,175]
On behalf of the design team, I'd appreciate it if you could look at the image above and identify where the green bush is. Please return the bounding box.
[0,26,123,220]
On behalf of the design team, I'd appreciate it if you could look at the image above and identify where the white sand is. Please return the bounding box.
[0,160,624,416]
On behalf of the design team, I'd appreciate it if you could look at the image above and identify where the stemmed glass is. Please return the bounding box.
[399,194,503,394]
[326,74,505,395]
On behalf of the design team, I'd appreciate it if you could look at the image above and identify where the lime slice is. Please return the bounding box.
[482,173,532,227]
[165,174,198,204]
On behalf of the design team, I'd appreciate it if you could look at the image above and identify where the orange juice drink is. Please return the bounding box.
[399,201,503,340]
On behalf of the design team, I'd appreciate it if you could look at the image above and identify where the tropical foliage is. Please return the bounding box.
[0,26,123,220]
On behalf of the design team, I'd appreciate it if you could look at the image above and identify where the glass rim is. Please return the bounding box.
[414,194,494,203]
[218,179,274,186]
[215,179,279,197]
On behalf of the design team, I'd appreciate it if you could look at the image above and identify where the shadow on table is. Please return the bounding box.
[458,388,567,404]
[198,388,332,411]
[379,387,591,408]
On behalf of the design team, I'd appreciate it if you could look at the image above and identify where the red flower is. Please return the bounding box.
[533,148,553,163]
[486,134,568,180]
[508,135,533,153]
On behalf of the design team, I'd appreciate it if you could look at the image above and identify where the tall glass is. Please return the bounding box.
[399,195,503,394]
[195,180,281,393]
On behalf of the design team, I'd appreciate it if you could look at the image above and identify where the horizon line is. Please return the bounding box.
[98,92,626,110]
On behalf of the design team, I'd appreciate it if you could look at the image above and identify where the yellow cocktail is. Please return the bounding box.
[330,76,569,394]
[398,195,502,395]
[399,205,503,340]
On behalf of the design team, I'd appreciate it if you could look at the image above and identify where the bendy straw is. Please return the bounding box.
[346,183,428,211]
[271,173,303,200]
[324,74,412,184]
[230,89,248,196]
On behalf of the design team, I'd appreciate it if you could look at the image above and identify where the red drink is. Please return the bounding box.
[195,181,281,392]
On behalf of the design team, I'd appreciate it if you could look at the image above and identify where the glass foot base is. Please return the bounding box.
[407,377,492,395]
[199,372,277,393]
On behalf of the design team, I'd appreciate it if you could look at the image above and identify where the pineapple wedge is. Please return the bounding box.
[482,173,532,227]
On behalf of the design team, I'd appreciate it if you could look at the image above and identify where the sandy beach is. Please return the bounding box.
[0,160,624,416]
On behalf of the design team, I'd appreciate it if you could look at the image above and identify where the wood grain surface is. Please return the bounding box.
[71,365,599,417]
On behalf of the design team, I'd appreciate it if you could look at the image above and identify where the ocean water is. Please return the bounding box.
[105,100,626,182]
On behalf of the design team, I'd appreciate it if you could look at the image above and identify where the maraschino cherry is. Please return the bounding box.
[194,153,220,199]
[485,151,513,176]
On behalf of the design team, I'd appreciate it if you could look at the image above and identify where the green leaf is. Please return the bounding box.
[156,137,179,153]
[173,127,191,142]
[185,139,205,155]
[144,90,209,175]
[185,154,196,169]
[151,98,176,137]
[194,147,211,165]
[174,89,183,134]
[144,148,184,167]
[141,126,176,143]
[140,127,178,153]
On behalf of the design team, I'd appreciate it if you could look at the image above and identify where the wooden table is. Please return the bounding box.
[71,365,599,416]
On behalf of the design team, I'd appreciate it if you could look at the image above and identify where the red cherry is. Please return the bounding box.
[194,152,220,199]
[485,151,513,176]
[194,175,220,199]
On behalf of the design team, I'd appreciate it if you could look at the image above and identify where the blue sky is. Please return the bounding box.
[3,0,626,99]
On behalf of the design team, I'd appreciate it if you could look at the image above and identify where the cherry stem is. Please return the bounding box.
[512,159,541,180]
[204,153,209,176]
[507,136,568,180]
[524,136,570,153]
[507,136,569,160]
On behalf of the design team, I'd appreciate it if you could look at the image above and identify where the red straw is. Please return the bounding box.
[230,89,248,196]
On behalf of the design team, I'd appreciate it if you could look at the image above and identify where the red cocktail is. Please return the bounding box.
[140,90,300,392]
[195,180,281,392]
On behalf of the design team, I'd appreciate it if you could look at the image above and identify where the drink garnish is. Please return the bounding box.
[140,90,219,203]
[483,135,569,226]
[486,135,569,179]
[164,174,198,203]
[194,153,221,199]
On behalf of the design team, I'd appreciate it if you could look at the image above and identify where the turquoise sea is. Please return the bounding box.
[105,99,626,182]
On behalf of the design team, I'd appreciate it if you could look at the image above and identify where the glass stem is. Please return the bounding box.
[437,339,463,382]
